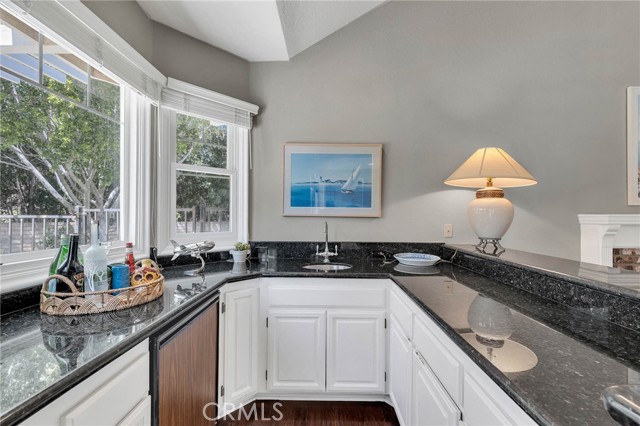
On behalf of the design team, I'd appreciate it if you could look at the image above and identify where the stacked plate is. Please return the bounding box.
[393,253,441,267]
[393,264,440,275]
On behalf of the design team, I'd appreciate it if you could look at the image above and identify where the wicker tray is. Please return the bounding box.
[40,272,164,316]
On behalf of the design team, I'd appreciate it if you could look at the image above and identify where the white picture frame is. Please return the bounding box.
[283,143,382,217]
[628,87,640,205]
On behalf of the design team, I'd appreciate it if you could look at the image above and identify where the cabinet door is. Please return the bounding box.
[389,318,412,426]
[414,313,463,406]
[20,341,149,426]
[158,302,218,426]
[62,352,149,426]
[222,285,260,407]
[118,396,151,426]
[464,372,536,426]
[326,310,386,393]
[267,309,326,392]
[412,351,461,426]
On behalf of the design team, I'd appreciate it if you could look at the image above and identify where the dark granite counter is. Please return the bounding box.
[1,251,639,426]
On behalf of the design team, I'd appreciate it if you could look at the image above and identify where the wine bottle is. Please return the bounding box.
[84,222,109,292]
[56,234,84,293]
[124,242,135,275]
[48,235,70,292]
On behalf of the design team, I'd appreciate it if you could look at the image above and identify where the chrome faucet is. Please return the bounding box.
[316,221,338,263]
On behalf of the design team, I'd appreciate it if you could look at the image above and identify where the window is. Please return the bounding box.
[0,6,156,291]
[0,9,122,254]
[174,114,231,235]
[158,107,248,253]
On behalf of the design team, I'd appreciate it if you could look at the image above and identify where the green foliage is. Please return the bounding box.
[0,78,120,215]
[176,114,227,168]
[175,114,230,217]
[234,242,250,251]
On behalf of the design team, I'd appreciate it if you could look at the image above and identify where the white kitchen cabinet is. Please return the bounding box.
[413,311,463,407]
[389,317,413,426]
[412,350,461,426]
[390,288,413,338]
[267,309,326,392]
[117,396,151,426]
[326,310,386,393]
[20,340,149,426]
[462,369,536,426]
[220,280,260,408]
[390,282,534,426]
[262,278,388,397]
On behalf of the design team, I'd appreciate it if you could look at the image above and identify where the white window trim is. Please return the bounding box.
[1,0,166,100]
[155,108,249,256]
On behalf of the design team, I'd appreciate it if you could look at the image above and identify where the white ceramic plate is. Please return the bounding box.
[393,264,440,275]
[393,252,441,266]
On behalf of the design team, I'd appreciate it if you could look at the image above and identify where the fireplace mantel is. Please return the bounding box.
[578,214,640,267]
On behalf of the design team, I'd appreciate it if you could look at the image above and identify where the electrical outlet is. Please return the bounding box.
[444,224,453,238]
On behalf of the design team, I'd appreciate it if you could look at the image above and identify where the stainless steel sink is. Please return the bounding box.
[302,263,353,271]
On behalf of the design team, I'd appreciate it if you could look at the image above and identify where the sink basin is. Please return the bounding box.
[302,263,353,272]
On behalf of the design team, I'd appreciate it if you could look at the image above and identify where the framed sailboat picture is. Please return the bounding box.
[283,143,382,217]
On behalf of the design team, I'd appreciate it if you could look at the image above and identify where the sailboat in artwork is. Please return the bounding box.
[341,165,361,194]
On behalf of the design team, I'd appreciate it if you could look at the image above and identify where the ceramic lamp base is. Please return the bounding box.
[468,187,514,241]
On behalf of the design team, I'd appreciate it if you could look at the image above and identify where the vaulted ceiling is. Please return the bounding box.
[136,0,385,62]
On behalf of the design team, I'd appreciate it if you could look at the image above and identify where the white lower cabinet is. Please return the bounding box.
[265,308,387,395]
[117,396,151,426]
[263,278,388,397]
[412,351,461,426]
[215,278,533,426]
[20,340,149,426]
[220,280,260,408]
[327,310,386,393]
[389,317,413,426]
[389,285,534,426]
[267,309,326,392]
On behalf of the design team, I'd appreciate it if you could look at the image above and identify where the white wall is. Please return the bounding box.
[83,0,250,100]
[249,1,640,260]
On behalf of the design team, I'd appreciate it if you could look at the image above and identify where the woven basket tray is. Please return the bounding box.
[40,271,164,316]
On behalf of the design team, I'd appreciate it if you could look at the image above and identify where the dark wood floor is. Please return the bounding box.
[216,400,400,426]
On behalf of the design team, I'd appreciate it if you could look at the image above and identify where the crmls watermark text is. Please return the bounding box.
[202,402,284,421]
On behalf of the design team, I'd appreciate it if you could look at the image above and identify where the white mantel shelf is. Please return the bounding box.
[578,214,640,267]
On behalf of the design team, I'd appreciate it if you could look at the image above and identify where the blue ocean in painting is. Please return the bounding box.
[291,183,372,208]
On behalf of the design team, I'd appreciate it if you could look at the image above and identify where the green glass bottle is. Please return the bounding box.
[55,234,84,293]
[48,235,70,292]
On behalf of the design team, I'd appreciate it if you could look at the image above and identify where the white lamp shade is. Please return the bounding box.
[445,147,537,188]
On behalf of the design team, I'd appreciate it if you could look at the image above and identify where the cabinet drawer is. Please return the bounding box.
[267,278,387,308]
[390,288,413,339]
[413,313,463,407]
[463,370,535,426]
[62,352,149,425]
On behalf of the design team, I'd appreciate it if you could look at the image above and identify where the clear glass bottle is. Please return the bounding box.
[48,235,70,292]
[56,234,84,293]
[84,221,109,292]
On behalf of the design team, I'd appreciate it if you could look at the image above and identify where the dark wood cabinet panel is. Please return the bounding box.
[158,302,218,426]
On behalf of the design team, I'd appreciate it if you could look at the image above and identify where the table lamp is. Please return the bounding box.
[444,147,537,254]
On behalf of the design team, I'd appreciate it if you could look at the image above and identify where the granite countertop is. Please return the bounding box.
[447,244,640,296]
[1,255,639,426]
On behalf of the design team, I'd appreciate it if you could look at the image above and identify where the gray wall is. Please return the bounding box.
[83,0,250,100]
[249,1,640,260]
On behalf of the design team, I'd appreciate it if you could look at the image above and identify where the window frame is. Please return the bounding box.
[156,107,249,256]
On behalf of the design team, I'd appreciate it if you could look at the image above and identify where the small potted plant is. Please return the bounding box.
[230,242,251,263]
